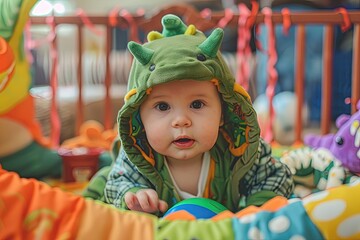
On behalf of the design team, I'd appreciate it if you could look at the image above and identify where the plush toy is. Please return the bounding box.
[280,147,359,197]
[280,101,360,197]
[61,120,118,151]
[304,100,360,174]
[0,0,62,179]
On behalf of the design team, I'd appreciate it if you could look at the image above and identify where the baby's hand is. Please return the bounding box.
[124,189,168,213]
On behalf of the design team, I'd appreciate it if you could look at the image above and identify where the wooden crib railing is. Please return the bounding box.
[29,4,360,145]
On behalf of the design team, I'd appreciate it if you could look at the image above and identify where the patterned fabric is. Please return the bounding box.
[0,167,156,239]
[105,148,152,208]
[232,200,323,240]
[104,139,294,212]
[302,181,360,239]
[280,147,360,197]
[304,100,360,173]
[241,139,294,205]
[2,165,360,239]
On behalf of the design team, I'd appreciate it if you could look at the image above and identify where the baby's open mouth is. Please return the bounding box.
[173,138,195,148]
[174,138,192,143]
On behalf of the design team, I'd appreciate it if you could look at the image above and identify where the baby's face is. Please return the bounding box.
[140,80,222,163]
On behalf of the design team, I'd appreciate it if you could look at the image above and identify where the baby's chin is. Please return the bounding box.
[165,151,205,163]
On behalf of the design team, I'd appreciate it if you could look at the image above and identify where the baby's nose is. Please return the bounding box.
[171,113,191,128]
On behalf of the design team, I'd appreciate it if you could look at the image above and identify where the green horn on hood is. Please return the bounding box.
[198,28,224,58]
[127,41,154,65]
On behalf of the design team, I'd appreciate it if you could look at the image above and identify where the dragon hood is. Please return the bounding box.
[118,14,260,191]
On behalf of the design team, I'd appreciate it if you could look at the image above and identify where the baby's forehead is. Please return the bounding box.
[148,79,218,94]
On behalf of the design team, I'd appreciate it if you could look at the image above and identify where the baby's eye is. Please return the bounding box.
[156,102,170,111]
[191,100,204,109]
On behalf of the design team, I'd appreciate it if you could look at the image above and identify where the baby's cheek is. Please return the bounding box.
[198,132,218,151]
[145,129,168,152]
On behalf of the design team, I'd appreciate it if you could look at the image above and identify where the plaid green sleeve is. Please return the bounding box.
[241,139,294,207]
[104,148,152,209]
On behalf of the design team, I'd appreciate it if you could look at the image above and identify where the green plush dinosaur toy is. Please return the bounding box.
[147,14,197,41]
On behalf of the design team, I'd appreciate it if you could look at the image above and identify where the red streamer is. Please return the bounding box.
[262,7,278,143]
[24,21,34,64]
[200,8,212,19]
[76,9,105,36]
[108,5,121,27]
[46,16,61,147]
[236,4,252,91]
[336,7,352,32]
[246,0,259,29]
[24,21,55,50]
[217,8,234,28]
[281,8,291,36]
[119,9,140,43]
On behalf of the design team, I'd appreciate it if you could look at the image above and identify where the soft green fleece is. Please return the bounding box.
[94,14,294,213]
[118,14,260,210]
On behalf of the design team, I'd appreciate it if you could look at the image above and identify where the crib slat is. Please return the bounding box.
[49,22,60,147]
[321,25,334,135]
[104,26,113,130]
[294,25,305,143]
[76,25,84,135]
[352,24,360,113]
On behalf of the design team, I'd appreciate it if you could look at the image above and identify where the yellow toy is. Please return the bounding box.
[61,120,118,151]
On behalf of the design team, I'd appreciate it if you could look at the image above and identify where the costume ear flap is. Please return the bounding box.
[127,41,154,65]
[198,28,224,58]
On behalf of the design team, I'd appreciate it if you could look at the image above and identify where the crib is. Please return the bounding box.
[2,2,360,239]
[28,3,360,147]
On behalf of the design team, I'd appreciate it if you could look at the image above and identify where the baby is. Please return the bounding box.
[104,14,294,215]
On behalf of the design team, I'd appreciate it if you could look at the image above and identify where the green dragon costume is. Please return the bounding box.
[93,14,294,214]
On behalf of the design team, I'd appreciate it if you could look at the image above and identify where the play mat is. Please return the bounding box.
[1,167,360,239]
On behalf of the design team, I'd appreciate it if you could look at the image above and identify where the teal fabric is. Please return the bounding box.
[232,200,323,240]
[0,141,62,179]
[98,151,112,169]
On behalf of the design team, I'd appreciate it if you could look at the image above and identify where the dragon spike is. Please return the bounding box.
[161,14,188,37]
[184,24,196,35]
[198,28,224,58]
[127,41,154,65]
[147,31,164,42]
